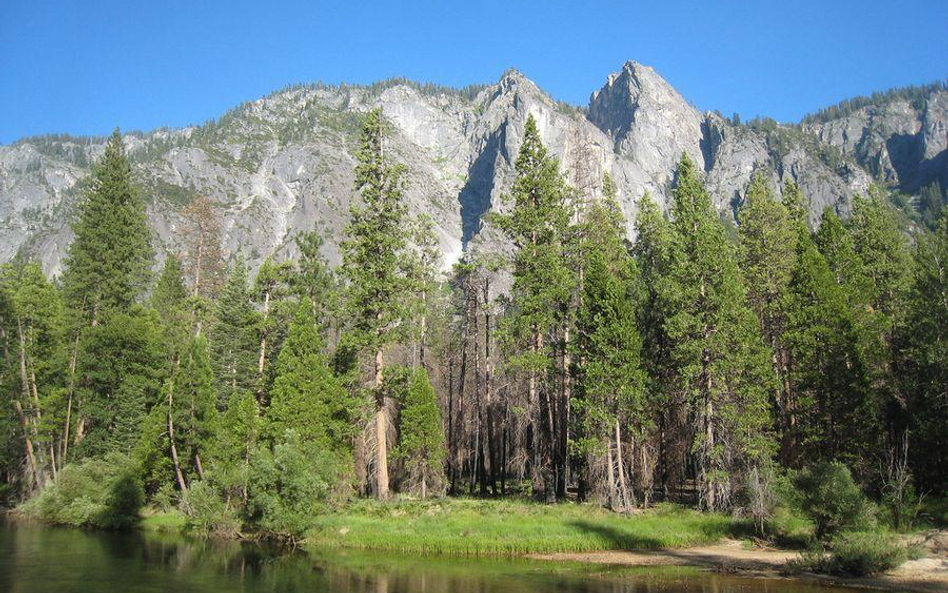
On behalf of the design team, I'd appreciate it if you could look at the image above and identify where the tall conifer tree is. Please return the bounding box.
[341,108,411,500]
[664,154,774,510]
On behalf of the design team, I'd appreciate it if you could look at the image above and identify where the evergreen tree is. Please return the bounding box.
[664,154,774,511]
[290,229,338,328]
[573,185,646,509]
[849,190,913,320]
[267,299,356,461]
[812,207,888,478]
[900,215,948,490]
[2,263,65,488]
[340,108,411,500]
[62,129,153,325]
[210,259,259,408]
[151,255,191,363]
[210,389,260,503]
[173,336,218,483]
[77,306,165,458]
[494,114,574,501]
[252,257,294,402]
[784,231,874,471]
[738,174,798,461]
[632,194,680,498]
[393,368,446,499]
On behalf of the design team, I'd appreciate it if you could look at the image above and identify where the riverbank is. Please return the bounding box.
[132,498,948,591]
[530,538,948,593]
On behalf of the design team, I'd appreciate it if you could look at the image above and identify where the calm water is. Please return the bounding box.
[0,519,851,593]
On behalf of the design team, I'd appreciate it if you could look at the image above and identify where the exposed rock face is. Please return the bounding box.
[0,61,942,276]
[804,90,948,193]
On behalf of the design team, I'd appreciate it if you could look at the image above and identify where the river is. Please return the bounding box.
[0,519,854,592]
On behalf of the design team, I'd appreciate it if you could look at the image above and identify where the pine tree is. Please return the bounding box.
[340,108,411,500]
[62,129,153,325]
[494,114,574,501]
[151,255,190,363]
[182,195,225,300]
[267,299,356,461]
[632,194,681,497]
[784,230,875,471]
[812,207,888,477]
[1,263,64,488]
[77,306,165,458]
[393,368,446,499]
[290,229,338,328]
[900,215,948,490]
[738,174,798,461]
[209,259,259,408]
[573,190,646,509]
[664,154,774,511]
[252,257,293,402]
[210,389,259,504]
[849,190,913,320]
[172,336,218,484]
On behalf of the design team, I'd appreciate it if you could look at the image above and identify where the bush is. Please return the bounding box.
[247,430,336,540]
[795,462,871,538]
[827,531,907,576]
[27,453,143,529]
[785,532,907,577]
[180,480,241,538]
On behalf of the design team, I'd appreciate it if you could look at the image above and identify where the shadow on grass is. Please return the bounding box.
[567,520,664,550]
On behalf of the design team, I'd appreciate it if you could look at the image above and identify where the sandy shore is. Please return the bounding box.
[527,538,948,592]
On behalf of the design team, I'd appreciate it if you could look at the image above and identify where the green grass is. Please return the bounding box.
[304,498,744,555]
[140,509,188,533]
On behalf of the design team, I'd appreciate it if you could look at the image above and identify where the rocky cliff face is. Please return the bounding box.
[1,61,943,276]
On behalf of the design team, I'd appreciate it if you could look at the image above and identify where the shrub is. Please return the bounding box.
[247,430,336,540]
[180,480,241,538]
[785,532,907,577]
[795,462,871,538]
[29,453,143,529]
[827,531,907,576]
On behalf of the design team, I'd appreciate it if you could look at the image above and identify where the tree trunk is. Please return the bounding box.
[615,420,632,512]
[375,346,389,500]
[13,400,43,490]
[167,375,188,493]
[194,453,205,481]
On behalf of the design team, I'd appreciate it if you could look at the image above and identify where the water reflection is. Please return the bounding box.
[0,520,849,593]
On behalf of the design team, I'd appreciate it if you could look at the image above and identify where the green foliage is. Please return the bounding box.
[341,107,412,353]
[173,336,218,480]
[267,299,356,459]
[790,531,908,577]
[208,389,259,501]
[209,259,259,406]
[795,462,872,539]
[572,185,648,503]
[393,368,446,498]
[180,479,241,538]
[290,230,339,327]
[248,430,335,539]
[664,154,775,510]
[827,531,907,576]
[28,454,143,529]
[77,306,166,458]
[901,215,948,491]
[62,129,154,324]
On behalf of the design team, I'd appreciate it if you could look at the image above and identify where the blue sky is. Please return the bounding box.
[1,0,945,144]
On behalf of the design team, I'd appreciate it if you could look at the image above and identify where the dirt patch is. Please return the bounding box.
[527,538,948,592]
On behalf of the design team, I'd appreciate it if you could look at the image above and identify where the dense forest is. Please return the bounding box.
[0,110,945,542]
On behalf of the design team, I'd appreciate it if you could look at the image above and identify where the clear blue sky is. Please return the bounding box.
[1,0,946,144]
